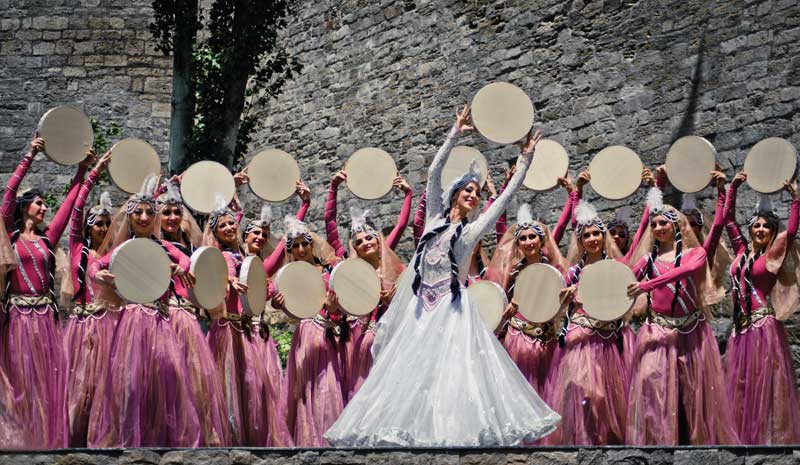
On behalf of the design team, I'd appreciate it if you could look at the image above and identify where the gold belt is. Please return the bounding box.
[6,294,54,308]
[224,312,253,333]
[312,314,343,336]
[168,296,207,319]
[571,313,617,332]
[509,316,552,340]
[648,310,702,330]
[71,302,107,317]
[736,306,774,330]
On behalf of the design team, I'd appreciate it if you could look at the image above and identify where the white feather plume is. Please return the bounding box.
[259,204,272,224]
[613,206,632,225]
[349,205,372,231]
[756,193,773,214]
[139,174,158,198]
[284,215,309,239]
[646,187,664,211]
[212,193,228,214]
[517,203,534,226]
[98,191,112,211]
[575,199,600,226]
[681,193,698,211]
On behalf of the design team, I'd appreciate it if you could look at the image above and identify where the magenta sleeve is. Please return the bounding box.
[702,185,727,263]
[324,182,345,258]
[46,164,87,244]
[386,187,413,250]
[552,191,577,245]
[639,247,707,292]
[413,190,427,247]
[2,154,34,232]
[263,239,287,276]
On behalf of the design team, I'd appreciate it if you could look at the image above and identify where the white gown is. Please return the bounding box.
[325,125,560,447]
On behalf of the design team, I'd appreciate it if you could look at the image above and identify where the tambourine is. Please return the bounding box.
[514,263,565,323]
[275,261,326,319]
[744,137,798,194]
[524,139,569,191]
[577,260,636,321]
[180,161,235,214]
[329,258,381,316]
[471,82,535,144]
[108,138,162,194]
[665,136,717,193]
[240,256,267,317]
[589,146,643,200]
[345,148,397,200]
[188,246,227,310]
[441,146,488,189]
[467,280,507,331]
[248,149,301,202]
[109,238,171,304]
[37,106,93,166]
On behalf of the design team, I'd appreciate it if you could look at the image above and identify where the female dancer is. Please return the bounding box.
[325,170,411,399]
[724,172,800,444]
[325,105,560,447]
[1,133,89,448]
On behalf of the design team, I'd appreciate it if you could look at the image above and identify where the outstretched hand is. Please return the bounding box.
[456,105,474,133]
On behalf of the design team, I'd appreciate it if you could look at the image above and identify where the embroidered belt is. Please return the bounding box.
[736,306,774,330]
[6,294,54,308]
[571,313,617,332]
[312,314,344,336]
[245,314,270,339]
[223,312,252,333]
[71,302,107,317]
[168,296,207,320]
[509,316,552,340]
[648,310,702,331]
[131,301,171,319]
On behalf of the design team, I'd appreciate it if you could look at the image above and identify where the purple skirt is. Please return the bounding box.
[247,328,294,447]
[343,318,367,401]
[207,319,248,446]
[502,327,556,395]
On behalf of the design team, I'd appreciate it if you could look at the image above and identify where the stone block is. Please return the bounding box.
[32,42,54,55]
[31,16,69,30]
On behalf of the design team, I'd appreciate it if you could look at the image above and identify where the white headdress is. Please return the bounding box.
[350,206,378,236]
[284,215,312,250]
[444,159,482,213]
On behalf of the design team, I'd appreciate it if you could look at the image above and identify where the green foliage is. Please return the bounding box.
[90,117,123,185]
[271,326,295,368]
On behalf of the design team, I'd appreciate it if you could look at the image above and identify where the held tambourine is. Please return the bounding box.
[275,261,326,319]
[108,138,162,194]
[345,148,397,200]
[248,149,301,202]
[441,146,488,189]
[471,82,535,144]
[513,263,565,323]
[577,259,636,321]
[665,136,717,193]
[180,161,235,214]
[467,280,508,331]
[329,258,381,316]
[744,137,798,194]
[524,139,569,191]
[239,255,267,317]
[109,238,171,304]
[37,106,94,166]
[188,246,228,310]
[589,146,643,200]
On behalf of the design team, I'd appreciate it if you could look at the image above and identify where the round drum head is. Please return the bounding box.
[524,139,569,191]
[441,146,488,190]
[188,246,227,310]
[471,82,535,144]
[514,263,565,323]
[577,260,636,321]
[275,261,326,319]
[589,146,643,200]
[108,138,161,194]
[240,256,267,317]
[37,106,93,166]
[744,137,798,194]
[248,149,300,202]
[468,280,507,331]
[345,148,397,200]
[330,258,381,316]
[181,161,235,214]
[665,136,717,193]
[110,238,171,304]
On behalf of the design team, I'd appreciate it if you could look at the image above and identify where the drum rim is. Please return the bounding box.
[248,148,301,202]
[344,147,397,200]
[514,263,565,323]
[110,238,171,304]
[576,259,636,321]
[188,246,228,310]
[329,257,381,316]
[275,261,327,319]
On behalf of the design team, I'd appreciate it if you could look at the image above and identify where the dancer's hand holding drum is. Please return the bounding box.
[455,105,474,133]
[296,179,311,202]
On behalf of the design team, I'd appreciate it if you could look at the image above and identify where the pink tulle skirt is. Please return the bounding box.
[245,327,294,447]
[502,328,556,395]
[86,304,201,447]
[207,319,248,446]
[620,324,637,392]
[64,309,122,447]
[543,324,628,445]
[0,304,68,448]
[626,317,739,445]
[726,316,800,444]
[285,319,345,447]
[343,317,368,401]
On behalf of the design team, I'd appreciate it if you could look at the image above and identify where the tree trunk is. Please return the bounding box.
[167,0,198,174]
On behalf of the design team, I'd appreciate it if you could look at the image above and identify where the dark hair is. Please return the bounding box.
[640,228,684,316]
[14,189,45,233]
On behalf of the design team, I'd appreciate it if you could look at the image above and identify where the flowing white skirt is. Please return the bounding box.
[325,271,560,447]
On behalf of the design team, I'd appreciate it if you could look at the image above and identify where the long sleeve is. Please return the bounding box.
[702,185,727,265]
[324,182,346,258]
[46,164,87,244]
[69,168,101,249]
[386,187,413,250]
[491,177,511,243]
[786,198,799,239]
[425,124,461,225]
[723,184,748,255]
[637,247,708,292]
[624,204,651,264]
[235,211,244,225]
[2,153,34,232]
[162,239,191,271]
[263,240,287,276]
[552,190,578,245]
[89,249,113,281]
[413,191,427,246]
[296,198,310,221]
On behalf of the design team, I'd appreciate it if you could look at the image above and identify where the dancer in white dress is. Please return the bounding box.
[325,106,560,447]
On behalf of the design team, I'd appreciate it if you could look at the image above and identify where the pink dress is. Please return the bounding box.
[0,157,86,448]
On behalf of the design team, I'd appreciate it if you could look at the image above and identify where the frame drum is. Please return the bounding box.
[37,106,94,166]
[240,255,267,317]
[180,161,235,214]
[441,146,488,190]
[577,259,636,321]
[248,149,301,202]
[524,139,569,191]
[471,82,535,144]
[329,258,381,316]
[188,246,228,310]
[514,263,565,323]
[589,146,643,200]
[345,148,397,200]
[275,261,326,319]
[467,280,507,331]
[108,138,161,194]
[744,137,798,194]
[665,136,717,193]
[110,238,171,304]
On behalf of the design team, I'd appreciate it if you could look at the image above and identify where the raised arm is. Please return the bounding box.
[413,191,427,246]
[764,182,799,273]
[46,163,87,244]
[623,168,663,264]
[426,109,467,225]
[385,177,412,250]
[2,138,40,231]
[324,173,346,258]
[69,151,108,249]
[724,173,748,255]
[703,172,728,263]
[553,187,578,245]
[263,240,287,276]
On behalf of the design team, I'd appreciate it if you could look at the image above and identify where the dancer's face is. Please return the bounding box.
[129,203,155,237]
[610,225,628,252]
[89,214,110,247]
[214,215,238,247]
[353,231,379,260]
[289,236,313,262]
[516,228,541,258]
[750,217,775,249]
[454,182,481,216]
[25,196,47,225]
[580,225,604,255]
[650,215,675,243]
[245,226,268,254]
[160,204,183,235]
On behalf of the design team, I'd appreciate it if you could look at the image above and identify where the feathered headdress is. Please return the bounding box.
[748,193,779,230]
[575,199,606,235]
[245,204,272,235]
[444,158,482,213]
[284,215,312,250]
[647,187,679,223]
[126,174,158,214]
[87,191,113,226]
[350,206,378,236]
[681,193,703,227]
[208,193,233,230]
[157,180,183,208]
[514,203,544,239]
[608,205,632,231]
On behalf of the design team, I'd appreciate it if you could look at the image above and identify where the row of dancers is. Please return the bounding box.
[0,106,798,448]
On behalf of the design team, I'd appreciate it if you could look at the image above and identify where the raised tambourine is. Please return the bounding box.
[329,258,381,316]
[524,139,569,191]
[109,238,171,304]
[108,138,161,194]
[665,136,717,193]
[471,82,535,144]
[577,259,636,321]
[188,246,227,310]
[514,263,565,323]
[589,146,643,200]
[275,261,326,319]
[345,148,397,200]
[441,146,488,189]
[239,256,267,317]
[180,161,235,214]
[248,149,301,202]
[744,137,798,194]
[37,106,94,166]
[468,280,508,331]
